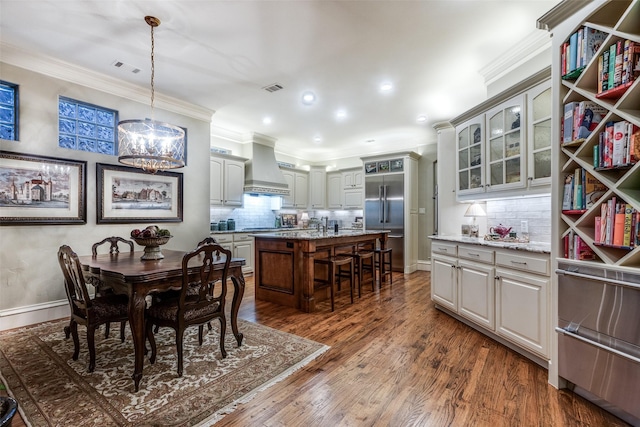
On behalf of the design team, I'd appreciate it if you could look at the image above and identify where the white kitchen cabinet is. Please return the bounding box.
[281,169,308,209]
[494,249,549,358]
[210,155,246,207]
[526,81,552,188]
[309,166,326,209]
[458,248,495,331]
[451,71,551,201]
[342,168,363,189]
[485,95,525,192]
[212,233,254,274]
[326,170,363,210]
[326,172,342,209]
[431,254,458,312]
[430,237,551,363]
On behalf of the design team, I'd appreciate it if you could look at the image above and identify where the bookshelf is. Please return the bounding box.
[554,0,640,267]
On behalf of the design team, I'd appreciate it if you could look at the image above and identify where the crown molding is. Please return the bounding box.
[479,30,552,86]
[1,42,214,122]
[536,0,593,31]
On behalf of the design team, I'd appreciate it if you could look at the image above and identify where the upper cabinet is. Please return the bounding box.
[452,69,552,201]
[210,154,247,207]
[281,168,309,209]
[342,168,364,189]
[456,116,485,196]
[485,95,525,192]
[325,168,364,210]
[309,166,327,209]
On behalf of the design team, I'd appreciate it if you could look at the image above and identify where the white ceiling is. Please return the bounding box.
[0,0,559,162]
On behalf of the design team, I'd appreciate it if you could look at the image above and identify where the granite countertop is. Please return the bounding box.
[211,227,363,235]
[252,229,388,240]
[429,235,551,254]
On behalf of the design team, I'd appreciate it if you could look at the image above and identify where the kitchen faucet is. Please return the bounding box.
[320,216,328,234]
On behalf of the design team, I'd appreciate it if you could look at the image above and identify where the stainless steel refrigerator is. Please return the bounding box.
[364,174,404,271]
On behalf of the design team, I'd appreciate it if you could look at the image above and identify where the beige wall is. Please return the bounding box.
[0,63,212,319]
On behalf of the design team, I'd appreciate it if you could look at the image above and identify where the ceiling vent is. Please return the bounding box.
[262,83,284,93]
[112,60,141,74]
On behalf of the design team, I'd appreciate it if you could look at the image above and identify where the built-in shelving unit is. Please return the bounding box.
[556,0,640,268]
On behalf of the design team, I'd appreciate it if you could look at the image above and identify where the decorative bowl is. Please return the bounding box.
[132,235,172,260]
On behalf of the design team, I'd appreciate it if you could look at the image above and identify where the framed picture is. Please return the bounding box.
[365,162,378,174]
[377,161,390,172]
[96,162,183,224]
[0,151,87,225]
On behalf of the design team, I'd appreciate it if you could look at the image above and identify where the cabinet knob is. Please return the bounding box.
[494,275,500,280]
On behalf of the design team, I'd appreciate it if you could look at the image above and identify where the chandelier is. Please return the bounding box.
[117,16,185,174]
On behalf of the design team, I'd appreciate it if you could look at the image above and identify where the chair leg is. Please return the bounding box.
[70,320,80,361]
[87,326,97,373]
[349,261,354,304]
[104,322,111,339]
[146,321,157,364]
[198,325,204,346]
[120,321,126,343]
[218,316,227,359]
[64,319,72,339]
[176,328,185,377]
[329,262,335,312]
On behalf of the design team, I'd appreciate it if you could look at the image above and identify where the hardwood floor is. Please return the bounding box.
[2,270,630,426]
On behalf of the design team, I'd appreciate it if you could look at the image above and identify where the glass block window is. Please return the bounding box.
[58,97,118,155]
[0,81,18,141]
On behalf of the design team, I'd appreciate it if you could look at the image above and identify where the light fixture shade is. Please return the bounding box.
[300,212,310,221]
[464,203,486,218]
[118,119,185,173]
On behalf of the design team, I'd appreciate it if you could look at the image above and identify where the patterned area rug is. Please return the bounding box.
[0,318,329,426]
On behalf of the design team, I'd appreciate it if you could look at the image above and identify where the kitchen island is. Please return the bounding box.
[253,229,388,312]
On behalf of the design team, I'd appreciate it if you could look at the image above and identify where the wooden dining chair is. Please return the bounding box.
[82,236,134,341]
[145,243,232,377]
[57,245,129,373]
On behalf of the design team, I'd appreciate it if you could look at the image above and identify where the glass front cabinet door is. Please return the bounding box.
[485,95,525,192]
[456,117,485,196]
[527,81,552,188]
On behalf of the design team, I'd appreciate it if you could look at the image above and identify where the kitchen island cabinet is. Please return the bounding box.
[253,230,388,312]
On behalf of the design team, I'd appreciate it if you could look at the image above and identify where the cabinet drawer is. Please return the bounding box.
[233,233,253,242]
[495,251,549,275]
[458,245,493,264]
[432,242,457,256]
[212,234,233,244]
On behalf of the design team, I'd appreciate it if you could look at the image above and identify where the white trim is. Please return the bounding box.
[417,260,431,271]
[0,300,68,331]
[1,42,215,122]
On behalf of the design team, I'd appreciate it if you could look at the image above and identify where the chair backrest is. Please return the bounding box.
[179,243,232,313]
[91,236,134,257]
[197,236,218,247]
[58,245,93,316]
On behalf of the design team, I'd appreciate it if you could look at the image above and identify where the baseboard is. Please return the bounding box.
[0,300,68,331]
[417,260,431,271]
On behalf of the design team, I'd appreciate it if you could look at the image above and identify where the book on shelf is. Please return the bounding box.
[595,216,601,244]
[562,174,574,210]
[630,125,640,163]
[573,168,583,210]
[608,43,616,91]
[563,102,579,144]
[612,120,628,166]
[584,171,606,209]
[569,31,579,73]
[613,40,624,88]
[623,204,634,247]
[612,203,626,246]
[576,234,596,260]
[583,27,607,68]
[601,201,609,244]
[574,101,607,140]
[600,49,609,93]
[636,211,640,247]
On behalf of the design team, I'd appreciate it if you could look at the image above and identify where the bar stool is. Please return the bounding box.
[351,248,375,296]
[314,255,355,311]
[374,248,393,286]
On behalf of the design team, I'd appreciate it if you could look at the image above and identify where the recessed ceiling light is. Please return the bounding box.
[313,135,322,144]
[262,117,272,125]
[380,82,393,92]
[336,110,347,119]
[417,115,428,123]
[302,91,316,105]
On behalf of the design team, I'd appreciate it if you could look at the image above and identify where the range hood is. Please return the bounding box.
[243,133,290,196]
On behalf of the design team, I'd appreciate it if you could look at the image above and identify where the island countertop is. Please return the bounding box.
[251,229,389,240]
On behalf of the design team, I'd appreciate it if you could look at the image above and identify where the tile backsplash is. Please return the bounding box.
[486,195,551,243]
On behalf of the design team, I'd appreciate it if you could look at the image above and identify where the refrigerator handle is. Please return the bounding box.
[383,185,388,223]
[378,185,384,223]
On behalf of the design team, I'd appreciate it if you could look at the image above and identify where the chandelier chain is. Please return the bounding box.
[150,23,155,118]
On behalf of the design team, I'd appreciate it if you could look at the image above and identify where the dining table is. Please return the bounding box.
[79,249,246,392]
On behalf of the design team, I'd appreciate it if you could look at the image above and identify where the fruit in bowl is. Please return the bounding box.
[130,226,172,260]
